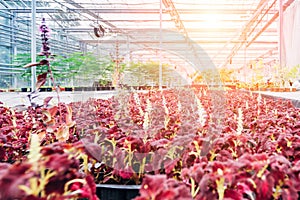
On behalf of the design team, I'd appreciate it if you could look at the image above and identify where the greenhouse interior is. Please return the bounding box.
[1,0,300,200]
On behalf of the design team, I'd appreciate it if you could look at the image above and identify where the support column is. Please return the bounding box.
[12,14,18,88]
[31,0,37,91]
[159,0,163,89]
[279,0,284,73]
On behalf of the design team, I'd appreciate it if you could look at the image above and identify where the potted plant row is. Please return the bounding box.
[2,88,300,199]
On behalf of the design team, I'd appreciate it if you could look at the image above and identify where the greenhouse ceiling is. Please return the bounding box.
[0,0,295,77]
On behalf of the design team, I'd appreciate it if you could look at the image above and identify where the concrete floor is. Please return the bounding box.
[0,91,116,108]
[257,90,300,100]
[256,90,300,108]
[1,90,300,108]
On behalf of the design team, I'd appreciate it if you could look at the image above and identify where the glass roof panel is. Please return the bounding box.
[1,0,293,74]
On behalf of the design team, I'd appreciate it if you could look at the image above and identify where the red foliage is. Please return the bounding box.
[1,89,300,199]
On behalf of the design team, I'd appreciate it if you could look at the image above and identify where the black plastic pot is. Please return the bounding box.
[96,87,105,91]
[74,87,84,91]
[65,87,73,92]
[21,88,28,92]
[46,87,52,92]
[96,184,140,200]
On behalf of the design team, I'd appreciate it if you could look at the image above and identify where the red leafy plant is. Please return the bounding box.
[0,135,98,200]
[2,84,300,200]
[134,174,192,200]
[179,152,300,200]
[0,101,78,164]
[76,88,211,185]
[112,90,300,199]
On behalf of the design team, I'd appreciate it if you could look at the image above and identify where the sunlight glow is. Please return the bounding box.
[199,13,223,28]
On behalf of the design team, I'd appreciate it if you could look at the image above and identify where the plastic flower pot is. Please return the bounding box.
[46,87,52,92]
[87,87,93,91]
[21,88,28,92]
[96,184,140,200]
[65,87,73,92]
[96,87,102,91]
[258,87,267,91]
[290,87,297,92]
[74,87,84,91]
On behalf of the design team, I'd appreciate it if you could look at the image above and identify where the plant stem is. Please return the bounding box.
[47,61,62,123]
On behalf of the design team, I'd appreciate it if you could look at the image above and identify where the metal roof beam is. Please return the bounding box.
[219,0,271,68]
[0,8,276,15]
[0,8,62,13]
[79,39,277,44]
[61,0,117,29]
[64,8,274,15]
[246,0,295,48]
[0,1,12,8]
[221,0,294,68]
[35,18,266,22]
[61,27,278,33]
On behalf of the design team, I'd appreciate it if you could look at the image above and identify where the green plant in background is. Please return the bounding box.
[13,53,34,82]
[250,59,264,86]
[191,68,233,85]
[13,52,118,87]
[282,64,300,82]
[81,54,120,86]
[121,61,183,86]
[270,63,300,87]
[13,53,68,82]
[218,68,234,83]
